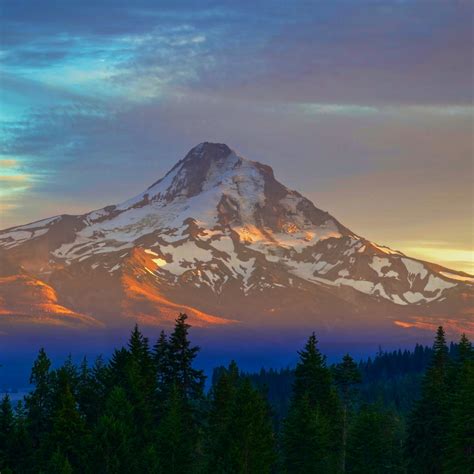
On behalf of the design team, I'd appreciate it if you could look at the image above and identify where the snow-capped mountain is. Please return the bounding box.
[0,143,472,334]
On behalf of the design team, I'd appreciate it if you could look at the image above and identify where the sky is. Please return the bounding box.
[0,0,473,273]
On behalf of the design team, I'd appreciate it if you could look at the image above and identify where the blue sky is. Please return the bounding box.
[0,0,473,272]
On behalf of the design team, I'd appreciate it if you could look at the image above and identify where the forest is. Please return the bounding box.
[0,313,472,473]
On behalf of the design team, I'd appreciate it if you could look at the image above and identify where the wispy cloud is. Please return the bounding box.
[0,159,19,169]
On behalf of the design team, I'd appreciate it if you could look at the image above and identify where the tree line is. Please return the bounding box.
[233,341,445,421]
[0,314,472,473]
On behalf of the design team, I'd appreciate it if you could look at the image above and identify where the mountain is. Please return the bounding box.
[0,142,472,335]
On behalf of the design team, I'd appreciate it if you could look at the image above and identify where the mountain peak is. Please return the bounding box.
[146,142,238,195]
[185,142,233,161]
[0,143,472,333]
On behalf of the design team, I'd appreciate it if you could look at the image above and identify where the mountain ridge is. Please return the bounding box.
[0,142,472,335]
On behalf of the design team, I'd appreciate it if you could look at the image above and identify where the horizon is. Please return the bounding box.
[0,316,451,391]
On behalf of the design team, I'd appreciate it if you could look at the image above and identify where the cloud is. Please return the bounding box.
[3,1,472,105]
[0,174,29,183]
[403,247,474,275]
[0,159,19,169]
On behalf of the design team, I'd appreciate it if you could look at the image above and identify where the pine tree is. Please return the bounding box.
[106,347,131,389]
[293,333,330,406]
[94,386,138,473]
[406,326,451,473]
[444,333,474,472]
[334,354,361,473]
[126,325,156,441]
[205,361,275,473]
[283,394,332,473]
[432,326,449,377]
[128,324,157,393]
[104,341,152,445]
[153,314,206,470]
[283,333,341,473]
[229,378,276,473]
[0,395,14,470]
[9,400,33,473]
[153,330,172,405]
[76,357,95,424]
[140,443,162,474]
[45,368,89,471]
[347,405,403,473]
[57,355,79,393]
[457,333,473,364]
[89,355,108,419]
[156,383,193,474]
[167,313,205,401]
[46,448,73,474]
[25,348,53,455]
[206,360,240,471]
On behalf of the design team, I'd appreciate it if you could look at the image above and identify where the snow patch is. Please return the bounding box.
[424,274,456,292]
[402,258,428,282]
[403,291,425,304]
[368,256,390,276]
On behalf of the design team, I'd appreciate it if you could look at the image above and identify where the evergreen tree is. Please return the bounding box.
[153,330,172,404]
[156,383,194,474]
[25,348,53,459]
[206,361,240,471]
[283,393,332,473]
[105,347,131,389]
[229,378,276,473]
[140,443,162,474]
[153,314,206,471]
[76,357,98,424]
[283,333,341,473]
[46,448,73,474]
[56,355,79,394]
[126,325,156,441]
[167,313,205,401]
[87,355,108,421]
[0,395,14,471]
[334,354,361,473]
[45,368,89,471]
[94,386,137,473]
[293,333,331,407]
[444,334,474,472]
[128,324,157,398]
[205,361,275,473]
[457,333,473,364]
[347,405,403,473]
[9,400,33,473]
[432,326,449,376]
[406,326,451,473]
[105,336,154,445]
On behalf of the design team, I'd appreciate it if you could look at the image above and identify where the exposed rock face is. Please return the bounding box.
[0,142,472,333]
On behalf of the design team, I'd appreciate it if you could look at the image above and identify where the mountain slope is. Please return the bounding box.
[1,143,472,333]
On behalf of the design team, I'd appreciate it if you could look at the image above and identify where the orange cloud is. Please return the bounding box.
[0,174,29,182]
[0,159,19,169]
